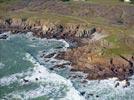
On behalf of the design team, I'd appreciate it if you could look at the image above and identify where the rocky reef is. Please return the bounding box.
[56,47,134,80]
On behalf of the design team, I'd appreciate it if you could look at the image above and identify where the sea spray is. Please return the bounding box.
[23,53,85,100]
[1,33,134,100]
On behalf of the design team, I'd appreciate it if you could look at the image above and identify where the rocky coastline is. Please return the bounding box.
[0,18,134,81]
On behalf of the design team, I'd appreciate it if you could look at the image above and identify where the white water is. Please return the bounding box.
[2,53,85,100]
[1,32,134,100]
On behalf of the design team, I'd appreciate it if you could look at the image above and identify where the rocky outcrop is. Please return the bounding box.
[56,45,134,80]
[0,18,102,46]
[0,17,134,81]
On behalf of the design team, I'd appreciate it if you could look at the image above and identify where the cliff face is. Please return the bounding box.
[0,18,100,40]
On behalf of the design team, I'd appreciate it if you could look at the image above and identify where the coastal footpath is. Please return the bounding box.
[0,0,134,80]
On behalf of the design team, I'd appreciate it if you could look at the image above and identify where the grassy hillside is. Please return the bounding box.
[0,0,134,58]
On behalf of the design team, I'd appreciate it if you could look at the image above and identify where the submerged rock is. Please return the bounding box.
[80,91,86,96]
[35,78,39,81]
[23,79,29,83]
[49,67,54,70]
[115,82,120,88]
[43,53,56,58]
[0,35,8,39]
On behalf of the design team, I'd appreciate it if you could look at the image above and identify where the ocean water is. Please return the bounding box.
[0,32,134,100]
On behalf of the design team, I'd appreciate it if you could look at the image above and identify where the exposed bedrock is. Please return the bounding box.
[56,46,134,80]
[0,18,103,46]
[0,17,134,80]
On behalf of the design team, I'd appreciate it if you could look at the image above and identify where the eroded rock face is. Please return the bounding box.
[0,14,133,81]
[0,18,100,46]
[56,45,134,80]
[1,17,133,80]
[0,17,134,80]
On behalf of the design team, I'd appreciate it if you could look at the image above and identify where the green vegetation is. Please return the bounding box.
[61,0,70,2]
[85,0,121,4]
[103,31,134,56]
[0,0,133,58]
[0,0,19,4]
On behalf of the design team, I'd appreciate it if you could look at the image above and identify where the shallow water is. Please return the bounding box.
[0,32,134,100]
[0,33,84,100]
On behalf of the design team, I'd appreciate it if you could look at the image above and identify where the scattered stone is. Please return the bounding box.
[35,78,38,81]
[70,68,79,72]
[50,67,54,70]
[96,95,99,98]
[81,80,87,83]
[0,35,8,39]
[129,69,133,75]
[23,79,29,83]
[55,46,62,49]
[54,63,71,68]
[88,93,94,96]
[43,53,56,58]
[121,80,130,88]
[115,82,120,88]
[54,65,64,68]
[39,71,41,73]
[80,91,86,96]
[126,81,130,86]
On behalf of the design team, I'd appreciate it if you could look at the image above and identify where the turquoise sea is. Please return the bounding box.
[0,32,134,100]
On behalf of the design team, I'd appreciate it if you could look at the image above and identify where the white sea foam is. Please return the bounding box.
[3,53,85,100]
[2,33,134,100]
[0,31,11,36]
[0,73,23,86]
[5,86,53,99]
[0,31,11,40]
[58,39,70,48]
[74,76,134,100]
[25,53,85,100]
[0,67,34,86]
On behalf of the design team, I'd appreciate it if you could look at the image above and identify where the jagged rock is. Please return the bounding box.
[50,67,54,70]
[0,35,8,39]
[80,91,86,96]
[115,82,120,88]
[57,46,134,80]
[80,27,96,38]
[0,16,133,81]
[23,79,29,83]
[96,95,99,98]
[121,80,130,88]
[35,78,39,81]
[88,94,94,96]
[54,62,70,68]
[43,53,56,58]
[5,18,12,26]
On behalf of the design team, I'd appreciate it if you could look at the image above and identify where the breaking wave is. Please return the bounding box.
[2,53,85,100]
